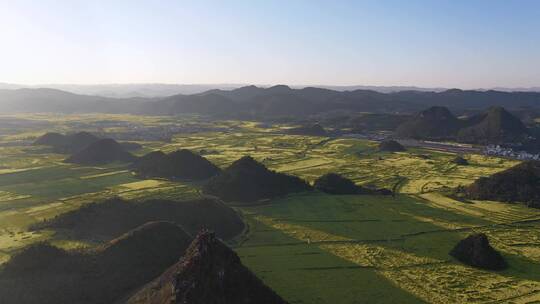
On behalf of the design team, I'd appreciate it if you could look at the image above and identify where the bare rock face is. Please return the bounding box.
[128,230,288,304]
[449,233,507,270]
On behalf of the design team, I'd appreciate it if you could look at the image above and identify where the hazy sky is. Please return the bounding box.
[1,0,539,88]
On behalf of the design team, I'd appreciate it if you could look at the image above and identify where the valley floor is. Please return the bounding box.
[0,113,537,303]
[237,193,540,303]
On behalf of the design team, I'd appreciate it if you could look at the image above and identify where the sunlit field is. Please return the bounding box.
[0,113,534,303]
[237,194,540,303]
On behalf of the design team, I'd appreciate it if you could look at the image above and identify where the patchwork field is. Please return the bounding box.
[0,113,535,303]
[237,194,540,304]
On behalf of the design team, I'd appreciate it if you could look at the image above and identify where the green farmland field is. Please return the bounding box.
[0,113,537,303]
[237,193,540,303]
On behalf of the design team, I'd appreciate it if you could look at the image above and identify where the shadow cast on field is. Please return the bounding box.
[237,216,424,304]
[242,192,540,303]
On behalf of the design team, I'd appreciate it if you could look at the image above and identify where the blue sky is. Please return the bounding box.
[1,0,539,88]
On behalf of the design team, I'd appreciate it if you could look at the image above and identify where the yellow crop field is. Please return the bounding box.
[0,113,537,304]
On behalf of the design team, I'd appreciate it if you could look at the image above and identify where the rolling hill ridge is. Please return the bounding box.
[2,86,540,117]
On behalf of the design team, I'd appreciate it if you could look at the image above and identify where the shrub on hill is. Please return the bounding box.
[452,156,469,165]
[463,161,540,207]
[64,138,136,164]
[378,140,406,152]
[127,230,289,304]
[132,149,220,180]
[203,156,311,203]
[314,173,360,194]
[0,221,192,304]
[31,197,244,241]
[449,233,507,270]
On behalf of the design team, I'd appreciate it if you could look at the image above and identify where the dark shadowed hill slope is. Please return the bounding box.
[314,173,361,194]
[202,156,312,203]
[2,242,69,274]
[64,138,135,164]
[34,131,99,153]
[457,107,529,144]
[32,197,244,241]
[314,173,391,195]
[95,222,192,296]
[132,149,220,180]
[378,140,406,152]
[449,233,507,270]
[285,123,327,136]
[33,132,67,147]
[464,161,540,207]
[0,221,192,304]
[127,230,288,304]
[395,106,462,139]
[34,131,141,153]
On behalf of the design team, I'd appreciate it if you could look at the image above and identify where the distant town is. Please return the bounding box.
[485,145,540,161]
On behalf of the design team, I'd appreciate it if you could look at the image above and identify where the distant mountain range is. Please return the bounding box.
[0,88,147,113]
[146,86,540,117]
[0,83,245,98]
[2,82,539,98]
[1,85,540,117]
